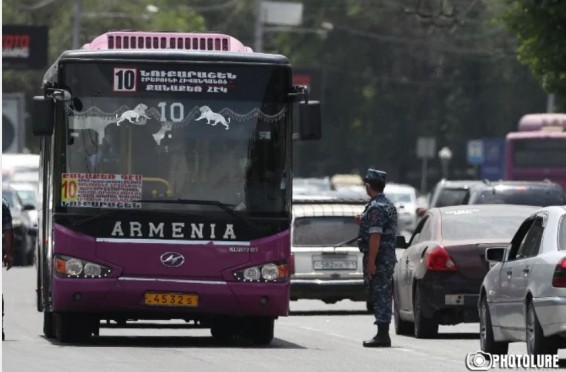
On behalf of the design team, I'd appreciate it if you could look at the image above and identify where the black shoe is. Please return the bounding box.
[363,334,391,348]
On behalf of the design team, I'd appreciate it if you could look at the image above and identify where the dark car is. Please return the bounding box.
[2,186,36,266]
[429,179,484,208]
[465,180,566,206]
[393,204,539,338]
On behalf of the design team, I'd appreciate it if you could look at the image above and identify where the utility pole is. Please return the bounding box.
[72,0,82,49]
[254,0,263,53]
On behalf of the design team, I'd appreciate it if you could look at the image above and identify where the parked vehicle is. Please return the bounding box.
[2,186,36,266]
[394,204,538,338]
[428,179,484,209]
[290,196,368,307]
[465,180,566,207]
[293,177,333,196]
[479,205,566,355]
[385,183,418,233]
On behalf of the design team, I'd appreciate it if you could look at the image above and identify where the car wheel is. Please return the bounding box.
[413,283,438,339]
[43,311,55,338]
[394,294,413,335]
[479,296,508,354]
[526,301,558,355]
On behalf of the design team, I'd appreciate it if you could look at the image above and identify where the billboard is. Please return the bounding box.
[3,25,48,69]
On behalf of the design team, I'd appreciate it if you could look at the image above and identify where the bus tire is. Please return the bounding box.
[43,311,55,338]
[210,319,235,343]
[55,312,92,343]
[249,317,274,345]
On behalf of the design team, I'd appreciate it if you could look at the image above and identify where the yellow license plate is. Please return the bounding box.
[144,293,199,307]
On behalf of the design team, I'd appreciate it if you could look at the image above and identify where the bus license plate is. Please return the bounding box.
[313,260,357,270]
[144,293,199,307]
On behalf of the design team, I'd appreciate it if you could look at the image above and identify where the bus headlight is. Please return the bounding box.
[54,255,112,278]
[233,261,289,283]
[261,263,279,281]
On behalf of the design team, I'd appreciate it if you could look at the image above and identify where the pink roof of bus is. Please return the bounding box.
[518,113,566,131]
[81,31,253,53]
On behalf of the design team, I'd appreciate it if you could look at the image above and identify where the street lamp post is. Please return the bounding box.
[438,146,453,179]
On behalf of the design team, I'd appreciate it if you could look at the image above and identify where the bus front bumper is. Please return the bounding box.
[51,276,290,318]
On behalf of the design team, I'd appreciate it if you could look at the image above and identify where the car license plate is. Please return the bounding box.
[313,260,357,270]
[144,292,198,307]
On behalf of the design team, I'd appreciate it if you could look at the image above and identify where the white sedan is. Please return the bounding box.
[479,205,566,355]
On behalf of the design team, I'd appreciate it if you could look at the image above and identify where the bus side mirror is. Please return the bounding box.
[299,101,321,141]
[32,96,55,136]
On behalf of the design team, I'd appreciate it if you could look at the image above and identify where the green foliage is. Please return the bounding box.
[502,0,566,110]
[2,0,550,190]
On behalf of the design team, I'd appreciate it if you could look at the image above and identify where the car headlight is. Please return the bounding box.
[54,255,112,278]
[234,261,289,283]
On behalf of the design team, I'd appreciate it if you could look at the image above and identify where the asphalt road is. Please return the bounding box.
[2,267,565,372]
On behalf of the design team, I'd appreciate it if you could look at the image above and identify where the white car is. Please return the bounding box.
[479,205,566,355]
[384,183,418,233]
[290,197,368,307]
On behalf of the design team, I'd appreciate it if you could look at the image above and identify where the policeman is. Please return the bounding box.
[356,168,397,348]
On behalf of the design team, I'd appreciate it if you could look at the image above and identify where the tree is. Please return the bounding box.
[502,0,566,110]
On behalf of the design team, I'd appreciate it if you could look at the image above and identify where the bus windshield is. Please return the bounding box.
[57,62,290,214]
[512,138,566,168]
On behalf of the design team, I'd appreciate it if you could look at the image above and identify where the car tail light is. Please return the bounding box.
[426,246,457,271]
[552,257,566,288]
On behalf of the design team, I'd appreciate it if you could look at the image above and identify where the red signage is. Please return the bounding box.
[3,25,48,69]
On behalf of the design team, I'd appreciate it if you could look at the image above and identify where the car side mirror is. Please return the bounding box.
[396,235,408,249]
[485,247,506,262]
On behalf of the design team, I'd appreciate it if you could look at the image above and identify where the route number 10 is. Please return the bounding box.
[61,179,78,201]
[114,68,137,92]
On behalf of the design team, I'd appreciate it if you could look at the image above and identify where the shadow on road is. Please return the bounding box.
[42,335,305,349]
[290,310,369,316]
[433,332,479,340]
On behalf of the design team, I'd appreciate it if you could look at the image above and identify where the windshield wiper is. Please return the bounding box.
[333,236,359,249]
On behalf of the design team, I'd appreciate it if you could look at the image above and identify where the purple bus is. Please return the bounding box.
[31,31,320,344]
[505,113,566,190]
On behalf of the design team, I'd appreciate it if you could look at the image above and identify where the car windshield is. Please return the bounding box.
[441,208,533,241]
[473,186,566,207]
[293,216,359,246]
[434,188,469,207]
[559,215,566,251]
[385,192,413,204]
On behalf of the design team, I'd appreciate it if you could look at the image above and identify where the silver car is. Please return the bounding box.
[290,199,367,306]
[479,206,566,355]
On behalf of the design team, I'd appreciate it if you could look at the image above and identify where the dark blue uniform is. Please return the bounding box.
[358,193,397,325]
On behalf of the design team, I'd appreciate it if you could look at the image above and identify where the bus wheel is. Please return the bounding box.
[43,311,55,338]
[210,320,236,344]
[248,317,274,345]
[55,312,92,343]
